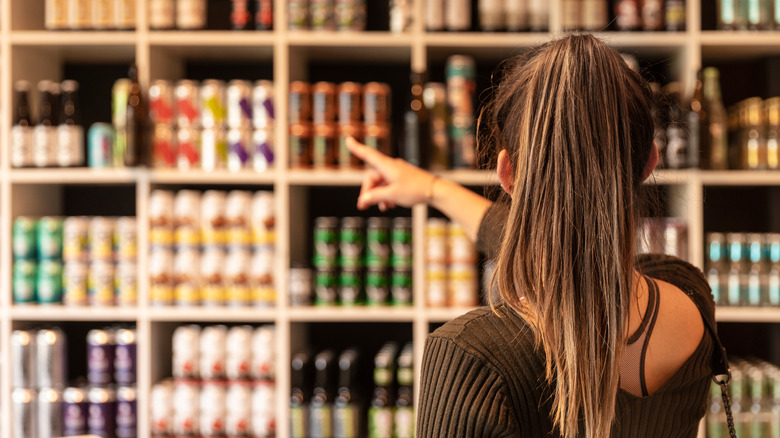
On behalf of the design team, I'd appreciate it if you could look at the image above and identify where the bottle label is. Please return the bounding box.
[333,405,357,438]
[33,126,58,167]
[11,125,33,167]
[368,406,394,438]
[58,125,85,167]
[394,406,414,438]
[309,404,332,438]
[290,405,307,438]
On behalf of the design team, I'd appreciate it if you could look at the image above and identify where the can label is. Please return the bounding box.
[251,326,275,379]
[33,125,58,167]
[63,217,89,262]
[366,269,389,305]
[46,0,68,29]
[13,388,36,438]
[37,259,64,304]
[115,340,137,385]
[63,392,88,436]
[38,217,64,260]
[172,381,199,435]
[333,404,358,438]
[11,125,34,167]
[92,0,114,29]
[89,218,115,261]
[199,381,226,435]
[173,325,200,379]
[177,0,207,29]
[310,403,333,437]
[291,404,307,438]
[89,261,116,306]
[14,260,38,304]
[315,268,338,305]
[226,381,252,435]
[253,81,275,129]
[116,389,137,438]
[335,2,366,30]
[88,335,116,386]
[150,382,173,435]
[394,406,414,438]
[201,127,228,172]
[114,0,136,29]
[149,0,175,29]
[201,80,227,129]
[200,326,227,379]
[288,1,309,29]
[153,123,177,168]
[226,326,253,379]
[177,127,202,170]
[87,123,115,168]
[252,381,276,436]
[13,217,37,259]
[228,128,252,172]
[87,389,117,437]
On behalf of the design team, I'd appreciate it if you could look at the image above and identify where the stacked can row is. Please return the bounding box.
[725,96,780,171]
[706,232,780,307]
[290,216,413,307]
[44,0,137,30]
[425,219,479,308]
[288,0,366,31]
[636,217,689,261]
[152,324,276,437]
[11,79,85,168]
[149,190,276,307]
[149,0,274,31]
[12,326,137,438]
[289,81,391,169]
[13,216,137,307]
[144,79,275,172]
[707,357,780,438]
[716,0,780,31]
[426,0,549,32]
[290,342,414,438]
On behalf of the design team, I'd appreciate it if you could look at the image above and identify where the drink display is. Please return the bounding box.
[706,232,780,307]
[152,324,276,437]
[716,0,775,30]
[426,0,549,31]
[288,0,366,31]
[635,218,690,261]
[12,216,137,307]
[44,0,137,30]
[425,219,479,308]
[149,189,276,307]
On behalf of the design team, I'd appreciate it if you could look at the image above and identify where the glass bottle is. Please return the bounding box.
[11,81,34,168]
[403,71,431,168]
[124,65,149,167]
[702,67,729,170]
[33,80,60,168]
[333,349,360,438]
[290,352,311,438]
[57,80,85,167]
[309,350,335,438]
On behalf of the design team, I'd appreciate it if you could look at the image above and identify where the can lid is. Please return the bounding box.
[367,217,391,229]
[364,82,391,94]
[338,122,363,136]
[290,81,311,93]
[315,216,339,228]
[337,82,363,94]
[341,217,365,228]
[313,81,337,93]
[393,217,412,228]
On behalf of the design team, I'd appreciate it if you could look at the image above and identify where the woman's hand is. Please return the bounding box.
[346,137,435,211]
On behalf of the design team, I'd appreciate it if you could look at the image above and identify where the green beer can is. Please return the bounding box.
[37,259,63,304]
[339,268,362,306]
[315,268,338,306]
[366,217,391,269]
[391,217,413,269]
[13,217,38,259]
[37,216,64,260]
[313,217,339,268]
[366,268,389,306]
[339,217,365,269]
[13,260,37,303]
[391,269,413,306]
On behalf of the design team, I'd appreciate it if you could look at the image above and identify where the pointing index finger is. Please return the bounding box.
[346,136,390,170]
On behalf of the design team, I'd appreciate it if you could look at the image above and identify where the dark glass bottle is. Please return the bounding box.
[58,80,85,167]
[291,352,311,438]
[309,350,335,438]
[333,349,360,438]
[369,343,397,438]
[662,82,689,169]
[124,65,149,167]
[687,71,705,169]
[403,71,431,168]
[11,80,34,168]
[394,343,414,438]
[33,80,60,167]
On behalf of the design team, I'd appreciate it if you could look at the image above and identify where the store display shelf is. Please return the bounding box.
[10,305,139,321]
[287,169,366,186]
[715,306,780,323]
[700,31,780,59]
[647,169,692,185]
[699,170,780,186]
[149,169,277,185]
[9,168,138,184]
[149,306,277,322]
[288,306,416,322]
[10,31,138,45]
[149,31,276,47]
[438,169,498,186]
[287,31,415,47]
[425,307,477,323]
[424,32,553,48]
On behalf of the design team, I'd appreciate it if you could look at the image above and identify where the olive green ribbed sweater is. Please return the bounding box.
[417,204,715,437]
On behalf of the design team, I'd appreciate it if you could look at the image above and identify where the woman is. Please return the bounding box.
[348,35,719,437]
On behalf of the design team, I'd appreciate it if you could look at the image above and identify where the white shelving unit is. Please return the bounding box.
[0,1,779,437]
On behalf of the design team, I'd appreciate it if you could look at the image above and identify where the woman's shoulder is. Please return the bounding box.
[637,253,715,320]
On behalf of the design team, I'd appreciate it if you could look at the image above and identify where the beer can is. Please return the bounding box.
[747,233,764,265]
[115,217,137,262]
[116,386,137,438]
[366,268,390,305]
[172,380,200,435]
[114,0,136,29]
[231,0,251,29]
[445,0,471,30]
[87,329,115,386]
[424,82,450,171]
[364,123,392,156]
[225,249,252,306]
[175,80,201,128]
[289,81,312,124]
[68,0,92,29]
[88,122,114,168]
[339,268,362,305]
[87,386,117,437]
[88,260,115,306]
[37,259,64,305]
[338,123,363,168]
[479,0,504,30]
[176,0,207,29]
[149,189,175,228]
[149,0,175,29]
[149,248,174,306]
[253,80,276,129]
[766,233,780,264]
[313,217,339,268]
[46,0,68,29]
[391,217,413,268]
[366,217,391,268]
[389,0,413,32]
[256,0,274,30]
[114,328,137,385]
[313,123,339,168]
[426,264,448,307]
[425,0,444,30]
[226,380,253,436]
[201,190,227,246]
[313,82,337,125]
[288,0,310,29]
[338,82,362,125]
[391,268,413,306]
[174,248,201,306]
[63,387,88,436]
[449,263,479,307]
[13,216,38,260]
[38,387,64,438]
[201,126,227,171]
[335,0,366,30]
[226,190,253,247]
[364,82,391,125]
[200,325,228,379]
[12,387,36,438]
[199,380,227,436]
[289,267,313,306]
[228,127,253,172]
[37,216,64,260]
[448,221,476,264]
[250,248,276,307]
[201,247,226,306]
[227,80,253,129]
[290,123,313,168]
[173,189,201,247]
[340,217,365,268]
[150,381,173,435]
[12,330,35,389]
[173,325,201,379]
[63,261,88,306]
[252,325,276,380]
[315,268,339,305]
[226,325,253,380]
[36,327,67,389]
[252,380,277,437]
[505,0,529,31]
[176,126,201,170]
[251,191,276,245]
[201,79,227,129]
[89,217,115,262]
[149,80,174,124]
[254,128,275,172]
[447,55,477,169]
[13,260,38,304]
[310,0,335,30]
[152,123,177,168]
[63,217,89,262]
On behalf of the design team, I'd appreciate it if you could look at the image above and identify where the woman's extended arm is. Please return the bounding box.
[346,137,493,242]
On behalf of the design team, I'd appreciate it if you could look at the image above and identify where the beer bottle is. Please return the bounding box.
[57,80,85,167]
[291,351,311,438]
[403,71,430,169]
[124,65,149,167]
[33,80,60,168]
[687,71,705,169]
[662,82,689,169]
[333,349,360,438]
[310,350,335,438]
[11,81,34,168]
[615,0,641,31]
[702,67,728,170]
[369,343,397,438]
[394,343,414,438]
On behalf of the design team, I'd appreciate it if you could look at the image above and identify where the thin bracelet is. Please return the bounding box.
[425,175,438,205]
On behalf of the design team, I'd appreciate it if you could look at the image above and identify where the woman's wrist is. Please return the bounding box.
[425,174,439,205]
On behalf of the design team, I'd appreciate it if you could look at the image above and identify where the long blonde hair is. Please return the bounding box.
[480,35,654,437]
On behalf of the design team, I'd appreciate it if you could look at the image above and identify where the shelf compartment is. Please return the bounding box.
[149,306,277,322]
[11,304,139,321]
[287,31,414,47]
[10,35,136,62]
[149,31,276,47]
[150,169,277,185]
[716,306,780,322]
[9,168,138,184]
[288,42,412,65]
[700,170,780,186]
[701,31,780,60]
[288,306,415,322]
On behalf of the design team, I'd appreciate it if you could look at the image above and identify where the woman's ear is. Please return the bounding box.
[641,141,659,182]
[497,149,514,195]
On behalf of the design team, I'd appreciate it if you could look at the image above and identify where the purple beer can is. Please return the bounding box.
[87,329,115,386]
[116,386,137,438]
[114,329,137,385]
[88,386,117,438]
[63,387,89,436]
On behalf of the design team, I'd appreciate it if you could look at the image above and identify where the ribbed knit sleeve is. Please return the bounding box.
[416,335,519,437]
